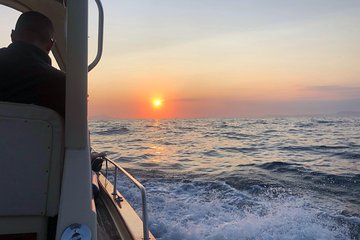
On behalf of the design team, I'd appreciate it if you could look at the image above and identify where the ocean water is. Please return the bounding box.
[89,117,360,240]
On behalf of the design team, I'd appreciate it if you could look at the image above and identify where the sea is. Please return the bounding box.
[89,117,360,240]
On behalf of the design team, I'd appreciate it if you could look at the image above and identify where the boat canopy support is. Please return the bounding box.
[57,0,97,239]
[88,0,104,72]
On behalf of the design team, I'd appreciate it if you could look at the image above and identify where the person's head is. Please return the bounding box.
[11,11,54,54]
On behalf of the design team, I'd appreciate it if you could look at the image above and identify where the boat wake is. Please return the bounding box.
[118,175,357,240]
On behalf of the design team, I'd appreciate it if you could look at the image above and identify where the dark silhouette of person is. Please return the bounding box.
[0,10,104,187]
[0,11,65,118]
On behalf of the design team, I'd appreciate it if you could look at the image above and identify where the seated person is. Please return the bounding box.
[0,11,65,118]
[1,12,105,172]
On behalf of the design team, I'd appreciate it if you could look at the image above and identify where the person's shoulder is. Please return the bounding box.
[0,46,15,65]
[51,67,65,77]
[45,65,65,80]
[0,48,5,60]
[0,45,25,63]
[0,46,9,52]
[0,46,10,56]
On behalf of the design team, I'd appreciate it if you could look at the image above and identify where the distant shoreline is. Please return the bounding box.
[89,111,360,121]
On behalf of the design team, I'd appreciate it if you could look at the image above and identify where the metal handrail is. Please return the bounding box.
[88,0,104,72]
[103,157,149,240]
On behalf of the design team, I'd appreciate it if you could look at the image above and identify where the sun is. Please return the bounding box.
[152,98,163,109]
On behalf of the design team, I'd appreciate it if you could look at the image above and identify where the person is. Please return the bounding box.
[0,11,65,118]
[1,11,105,172]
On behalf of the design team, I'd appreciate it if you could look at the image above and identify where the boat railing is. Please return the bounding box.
[102,157,149,240]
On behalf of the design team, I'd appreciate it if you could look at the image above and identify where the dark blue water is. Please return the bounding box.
[90,117,360,240]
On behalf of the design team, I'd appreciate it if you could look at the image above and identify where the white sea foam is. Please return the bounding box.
[120,179,352,240]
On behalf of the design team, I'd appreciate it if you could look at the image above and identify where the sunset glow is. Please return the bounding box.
[152,98,163,109]
[1,1,359,119]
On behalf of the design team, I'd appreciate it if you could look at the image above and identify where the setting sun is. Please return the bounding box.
[152,98,163,109]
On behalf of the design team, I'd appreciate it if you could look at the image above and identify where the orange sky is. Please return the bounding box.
[86,1,360,119]
[1,1,360,119]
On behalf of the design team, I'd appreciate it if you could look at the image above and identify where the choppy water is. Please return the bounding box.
[90,117,360,240]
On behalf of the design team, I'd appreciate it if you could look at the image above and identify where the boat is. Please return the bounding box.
[0,0,155,239]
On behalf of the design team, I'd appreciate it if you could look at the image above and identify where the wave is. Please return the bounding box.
[159,141,177,146]
[94,126,130,135]
[294,122,315,128]
[119,178,356,240]
[125,138,144,142]
[280,145,350,152]
[178,158,193,162]
[253,162,360,205]
[313,119,338,124]
[177,126,195,131]
[138,162,160,168]
[115,153,156,162]
[332,152,360,160]
[221,132,253,140]
[262,129,278,134]
[203,150,221,157]
[219,147,257,153]
[258,161,303,171]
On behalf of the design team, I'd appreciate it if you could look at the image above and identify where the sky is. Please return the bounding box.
[1,1,360,119]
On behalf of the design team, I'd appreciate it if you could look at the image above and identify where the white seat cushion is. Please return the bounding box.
[0,102,64,217]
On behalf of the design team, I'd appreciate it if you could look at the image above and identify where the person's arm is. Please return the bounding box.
[38,70,65,118]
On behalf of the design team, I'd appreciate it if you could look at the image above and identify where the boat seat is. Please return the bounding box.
[0,102,64,239]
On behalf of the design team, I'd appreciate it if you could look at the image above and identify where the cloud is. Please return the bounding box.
[222,98,360,117]
[171,98,206,102]
[301,85,360,99]
[304,85,360,92]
